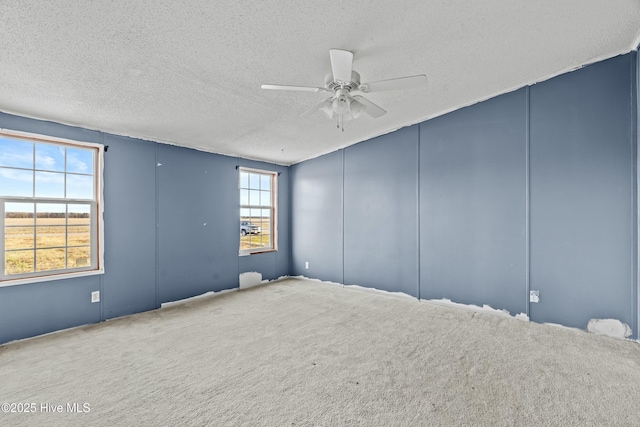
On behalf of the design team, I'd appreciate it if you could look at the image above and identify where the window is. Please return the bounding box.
[239,167,276,254]
[0,131,104,285]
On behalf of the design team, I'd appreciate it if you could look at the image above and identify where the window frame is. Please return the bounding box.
[238,167,277,255]
[0,129,104,287]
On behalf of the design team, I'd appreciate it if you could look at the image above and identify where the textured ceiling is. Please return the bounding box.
[0,1,638,165]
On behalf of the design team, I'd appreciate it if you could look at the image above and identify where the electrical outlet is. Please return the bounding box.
[529,290,540,303]
[91,291,100,303]
[305,261,309,270]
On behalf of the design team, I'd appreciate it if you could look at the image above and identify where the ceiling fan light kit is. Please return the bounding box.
[261,49,427,131]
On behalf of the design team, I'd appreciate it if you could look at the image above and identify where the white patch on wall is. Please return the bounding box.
[239,272,262,289]
[587,318,632,339]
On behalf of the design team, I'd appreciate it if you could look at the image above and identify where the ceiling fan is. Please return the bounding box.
[261,49,427,130]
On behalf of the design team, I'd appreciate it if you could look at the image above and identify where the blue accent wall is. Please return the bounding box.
[529,53,636,331]
[344,126,419,296]
[157,144,239,303]
[0,115,290,344]
[102,134,157,319]
[420,88,527,316]
[291,52,638,335]
[290,150,343,283]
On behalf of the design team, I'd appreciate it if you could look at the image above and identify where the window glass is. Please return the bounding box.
[0,168,33,197]
[0,134,101,283]
[35,171,65,198]
[35,143,65,172]
[66,147,93,174]
[66,174,94,199]
[239,168,276,253]
[0,138,33,168]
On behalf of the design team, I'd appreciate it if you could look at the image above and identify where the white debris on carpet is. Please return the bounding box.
[587,318,632,339]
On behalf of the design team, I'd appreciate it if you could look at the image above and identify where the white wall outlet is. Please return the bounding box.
[305,261,309,270]
[529,290,540,303]
[91,291,100,303]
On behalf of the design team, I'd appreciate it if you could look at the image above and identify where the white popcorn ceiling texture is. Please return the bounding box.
[0,1,638,165]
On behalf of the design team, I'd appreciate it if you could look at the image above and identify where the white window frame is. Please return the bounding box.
[239,167,277,255]
[0,129,104,287]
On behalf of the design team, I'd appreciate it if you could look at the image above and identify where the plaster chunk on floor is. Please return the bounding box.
[587,318,632,339]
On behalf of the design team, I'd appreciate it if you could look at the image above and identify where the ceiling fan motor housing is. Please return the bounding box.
[325,71,361,92]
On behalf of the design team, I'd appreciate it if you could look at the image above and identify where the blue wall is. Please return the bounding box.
[420,88,527,316]
[344,126,419,296]
[290,150,343,284]
[0,115,290,344]
[528,53,636,330]
[291,52,638,335]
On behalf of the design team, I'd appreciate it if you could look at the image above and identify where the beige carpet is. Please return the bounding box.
[1,277,640,426]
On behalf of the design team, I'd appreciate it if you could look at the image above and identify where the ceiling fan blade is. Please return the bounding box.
[352,95,386,118]
[261,84,329,93]
[359,74,427,93]
[329,49,353,83]
[300,98,333,117]
[349,98,366,119]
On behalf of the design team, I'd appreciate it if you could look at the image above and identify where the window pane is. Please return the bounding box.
[240,235,251,251]
[36,248,66,271]
[66,174,93,199]
[5,226,34,250]
[239,169,275,253]
[68,246,90,267]
[68,225,90,246]
[0,168,33,197]
[249,190,259,206]
[35,143,65,172]
[260,174,271,191]
[249,173,259,189]
[66,147,93,174]
[260,190,271,207]
[6,202,34,223]
[35,171,64,198]
[0,138,33,168]
[68,204,90,225]
[34,204,65,249]
[1,137,100,279]
[261,209,271,248]
[36,226,65,248]
[240,189,249,205]
[240,172,249,189]
[36,203,66,225]
[6,250,35,275]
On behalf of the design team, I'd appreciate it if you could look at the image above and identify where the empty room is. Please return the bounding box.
[1,1,640,426]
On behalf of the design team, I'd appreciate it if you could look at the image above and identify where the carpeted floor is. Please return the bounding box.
[1,277,640,426]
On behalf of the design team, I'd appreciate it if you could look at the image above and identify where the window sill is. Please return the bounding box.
[0,268,104,288]
[239,249,278,256]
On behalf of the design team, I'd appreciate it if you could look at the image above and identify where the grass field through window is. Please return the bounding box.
[240,217,271,251]
[4,217,91,275]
